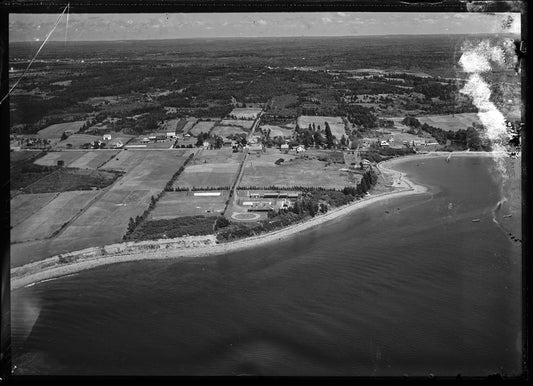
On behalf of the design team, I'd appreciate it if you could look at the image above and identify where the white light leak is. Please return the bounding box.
[458,38,520,220]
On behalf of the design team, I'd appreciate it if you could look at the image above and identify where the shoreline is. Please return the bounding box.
[12,151,485,290]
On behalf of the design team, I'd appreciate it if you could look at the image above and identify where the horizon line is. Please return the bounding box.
[9,31,519,44]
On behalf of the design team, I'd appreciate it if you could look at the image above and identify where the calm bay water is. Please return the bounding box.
[11,156,522,376]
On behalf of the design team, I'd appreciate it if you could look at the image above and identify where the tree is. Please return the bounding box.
[313,131,324,147]
[340,135,347,147]
[60,131,68,141]
[214,136,224,149]
[215,216,230,230]
[324,122,334,148]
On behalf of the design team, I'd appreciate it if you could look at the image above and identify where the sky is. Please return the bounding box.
[9,12,521,42]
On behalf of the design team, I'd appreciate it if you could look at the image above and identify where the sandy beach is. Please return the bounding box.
[13,151,490,290]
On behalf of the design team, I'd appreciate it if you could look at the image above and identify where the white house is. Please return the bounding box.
[103,134,112,141]
[280,143,289,150]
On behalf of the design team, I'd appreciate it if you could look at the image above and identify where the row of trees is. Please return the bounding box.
[402,116,490,151]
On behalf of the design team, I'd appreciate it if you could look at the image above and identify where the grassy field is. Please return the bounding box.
[33,150,119,169]
[188,121,217,136]
[51,150,193,249]
[52,134,100,149]
[240,153,357,189]
[10,192,59,228]
[33,151,87,167]
[210,125,247,138]
[22,168,120,193]
[415,113,482,131]
[150,191,228,219]
[173,149,242,188]
[68,150,120,169]
[100,149,191,172]
[259,124,294,138]
[37,121,87,139]
[11,190,100,243]
[219,119,255,130]
[297,116,346,140]
[10,152,58,195]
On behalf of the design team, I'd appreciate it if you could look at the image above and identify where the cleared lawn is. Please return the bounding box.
[210,126,247,138]
[10,192,59,228]
[37,121,87,139]
[150,191,228,219]
[416,113,482,131]
[229,108,262,119]
[11,190,100,243]
[240,154,356,189]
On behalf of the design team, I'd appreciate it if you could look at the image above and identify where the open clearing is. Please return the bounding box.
[150,191,228,219]
[11,190,100,243]
[188,121,217,136]
[37,121,87,139]
[52,150,192,248]
[219,119,255,130]
[259,125,294,138]
[10,192,59,228]
[210,126,247,138]
[100,149,191,172]
[240,153,357,189]
[34,150,119,169]
[413,113,481,131]
[34,151,87,167]
[229,107,262,119]
[297,116,347,140]
[52,133,101,149]
[173,149,242,188]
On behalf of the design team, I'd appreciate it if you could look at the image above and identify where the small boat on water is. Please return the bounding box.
[471,219,481,222]
[446,154,451,163]
[503,214,512,218]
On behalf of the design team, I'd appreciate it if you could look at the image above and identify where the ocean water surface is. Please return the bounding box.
[11,156,522,376]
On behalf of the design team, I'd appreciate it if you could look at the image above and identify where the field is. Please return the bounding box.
[415,113,482,131]
[210,125,247,138]
[296,116,347,140]
[22,168,120,193]
[182,118,198,134]
[188,121,217,136]
[34,150,119,169]
[10,192,59,228]
[150,191,228,219]
[37,121,87,139]
[259,124,294,138]
[240,153,358,189]
[101,149,191,172]
[11,190,100,243]
[229,107,262,119]
[52,133,100,149]
[33,151,87,167]
[173,149,242,189]
[219,119,255,130]
[47,150,193,250]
